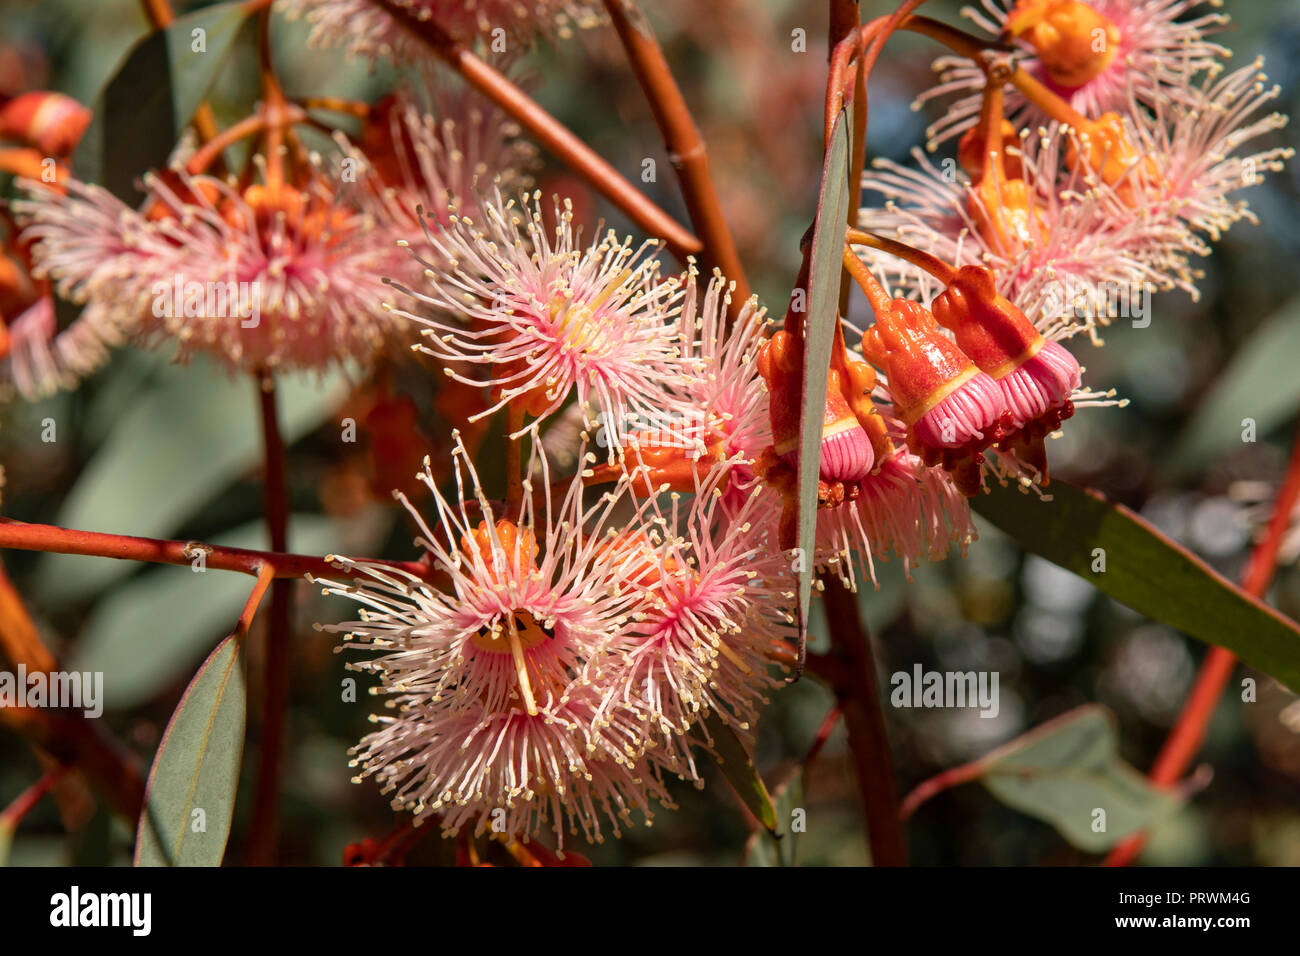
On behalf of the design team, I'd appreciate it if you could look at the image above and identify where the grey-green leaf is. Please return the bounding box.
[976,706,1179,853]
[37,360,348,605]
[973,478,1300,692]
[1167,294,1300,474]
[705,712,777,834]
[74,1,252,201]
[134,633,246,867]
[796,108,854,652]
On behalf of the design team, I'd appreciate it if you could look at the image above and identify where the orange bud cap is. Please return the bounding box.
[0,91,91,155]
[930,265,1044,378]
[1004,0,1121,89]
[759,330,875,482]
[862,299,980,426]
[461,519,538,583]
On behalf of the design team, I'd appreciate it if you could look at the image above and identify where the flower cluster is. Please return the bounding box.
[841,0,1287,525]
[0,0,1285,854]
[315,436,793,846]
[862,0,1289,323]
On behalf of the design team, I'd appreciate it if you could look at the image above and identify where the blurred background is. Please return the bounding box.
[1,0,1299,865]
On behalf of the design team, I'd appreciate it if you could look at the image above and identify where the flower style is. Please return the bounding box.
[278,0,602,63]
[314,437,672,846]
[388,190,693,457]
[918,0,1230,147]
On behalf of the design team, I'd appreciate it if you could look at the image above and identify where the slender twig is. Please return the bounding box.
[0,519,429,581]
[899,757,987,820]
[0,766,67,832]
[842,245,893,315]
[371,0,701,260]
[847,226,956,285]
[898,16,1092,128]
[1104,417,1300,865]
[859,1,937,134]
[800,704,842,779]
[299,96,371,119]
[601,0,750,305]
[235,564,277,641]
[184,112,272,176]
[245,374,292,865]
[822,579,907,865]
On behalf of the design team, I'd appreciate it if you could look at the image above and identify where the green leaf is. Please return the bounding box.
[975,706,1178,853]
[37,359,349,605]
[796,108,853,649]
[69,515,343,710]
[74,2,252,201]
[705,713,777,834]
[974,478,1300,693]
[1168,295,1300,474]
[746,773,802,866]
[134,632,246,867]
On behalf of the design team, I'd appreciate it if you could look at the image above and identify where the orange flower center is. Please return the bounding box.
[1066,112,1162,204]
[469,609,552,654]
[1006,0,1121,89]
[549,267,632,356]
[969,173,1047,256]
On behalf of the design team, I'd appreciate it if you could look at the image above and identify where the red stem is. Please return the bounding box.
[1105,418,1300,865]
[822,578,907,865]
[245,375,291,865]
[372,0,701,261]
[601,0,750,308]
[899,758,986,821]
[0,766,67,831]
[0,520,429,581]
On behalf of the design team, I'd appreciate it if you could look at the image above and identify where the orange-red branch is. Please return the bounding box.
[1105,418,1300,866]
[847,226,957,285]
[0,766,67,832]
[373,0,701,261]
[602,0,749,305]
[0,518,430,581]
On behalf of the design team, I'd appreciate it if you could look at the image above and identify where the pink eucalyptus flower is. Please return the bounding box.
[315,437,672,846]
[918,0,1229,147]
[388,190,694,458]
